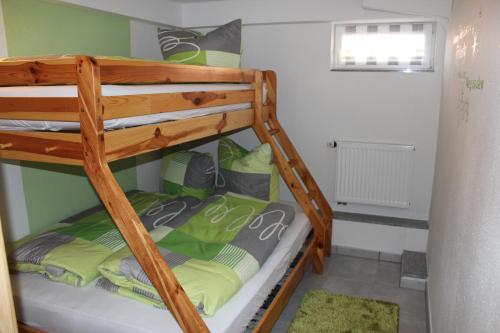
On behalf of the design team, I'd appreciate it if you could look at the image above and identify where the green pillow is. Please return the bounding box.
[161,151,215,199]
[157,19,242,68]
[217,137,280,201]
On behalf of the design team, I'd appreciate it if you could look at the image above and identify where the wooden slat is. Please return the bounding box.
[103,89,254,120]
[0,97,79,121]
[0,217,18,333]
[76,56,209,333]
[0,131,83,164]
[0,151,82,165]
[268,128,280,136]
[105,108,255,162]
[0,55,256,86]
[0,61,76,86]
[0,130,82,142]
[98,58,256,84]
[253,239,314,333]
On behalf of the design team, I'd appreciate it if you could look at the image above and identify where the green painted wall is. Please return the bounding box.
[2,0,136,234]
[2,0,131,56]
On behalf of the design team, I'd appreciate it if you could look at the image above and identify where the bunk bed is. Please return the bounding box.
[0,55,333,333]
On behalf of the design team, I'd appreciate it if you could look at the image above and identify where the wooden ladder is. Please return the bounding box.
[252,71,333,273]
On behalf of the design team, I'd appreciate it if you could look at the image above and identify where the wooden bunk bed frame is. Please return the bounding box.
[0,55,333,333]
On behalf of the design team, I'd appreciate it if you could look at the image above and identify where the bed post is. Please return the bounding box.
[76,56,209,333]
[252,71,333,274]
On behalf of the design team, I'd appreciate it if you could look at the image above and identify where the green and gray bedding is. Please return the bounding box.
[218,137,280,202]
[96,191,295,316]
[157,19,242,68]
[161,150,216,200]
[8,189,295,316]
[8,191,176,287]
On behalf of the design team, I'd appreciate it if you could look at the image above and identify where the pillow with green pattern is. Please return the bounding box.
[161,150,215,200]
[157,19,242,68]
[217,137,280,201]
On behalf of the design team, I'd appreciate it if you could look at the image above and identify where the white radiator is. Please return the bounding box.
[334,141,414,208]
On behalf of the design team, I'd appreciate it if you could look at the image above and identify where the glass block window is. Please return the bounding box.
[331,21,436,72]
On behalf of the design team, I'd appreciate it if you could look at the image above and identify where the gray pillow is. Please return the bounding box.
[160,150,215,200]
[158,19,242,67]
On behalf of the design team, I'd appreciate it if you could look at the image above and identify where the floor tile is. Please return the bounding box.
[328,254,379,283]
[375,260,402,287]
[399,310,427,333]
[272,254,427,333]
[271,319,290,333]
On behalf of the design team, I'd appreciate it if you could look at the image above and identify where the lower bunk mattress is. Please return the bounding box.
[10,201,310,333]
[0,83,252,131]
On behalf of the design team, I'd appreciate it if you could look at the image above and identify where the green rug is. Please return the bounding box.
[288,290,399,333]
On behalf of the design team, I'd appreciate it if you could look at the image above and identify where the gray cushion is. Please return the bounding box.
[158,19,242,67]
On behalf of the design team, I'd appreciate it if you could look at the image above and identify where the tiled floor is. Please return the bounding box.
[271,254,427,333]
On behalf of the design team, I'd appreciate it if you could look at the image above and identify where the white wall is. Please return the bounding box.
[427,0,500,332]
[0,162,29,243]
[130,19,164,60]
[180,0,449,221]
[182,0,451,27]
[58,0,182,26]
[361,0,452,18]
[243,22,444,221]
[183,0,380,26]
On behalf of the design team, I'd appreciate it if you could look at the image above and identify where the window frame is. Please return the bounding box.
[330,19,437,73]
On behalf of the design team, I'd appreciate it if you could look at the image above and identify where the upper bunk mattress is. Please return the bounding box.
[0,83,252,131]
[11,201,310,333]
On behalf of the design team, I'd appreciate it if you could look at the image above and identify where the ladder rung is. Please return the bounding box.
[268,128,280,135]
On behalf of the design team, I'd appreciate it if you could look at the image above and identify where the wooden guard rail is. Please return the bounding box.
[0,55,333,333]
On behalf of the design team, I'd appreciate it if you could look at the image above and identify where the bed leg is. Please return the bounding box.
[76,56,209,333]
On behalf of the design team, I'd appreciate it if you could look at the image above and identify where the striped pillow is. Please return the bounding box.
[161,151,216,199]
[157,19,242,68]
[217,137,280,201]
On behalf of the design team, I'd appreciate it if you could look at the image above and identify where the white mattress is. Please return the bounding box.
[11,202,311,333]
[0,84,252,131]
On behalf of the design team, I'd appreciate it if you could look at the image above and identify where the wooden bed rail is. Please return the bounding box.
[0,55,260,165]
[0,89,254,122]
[0,106,266,165]
[0,55,256,86]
